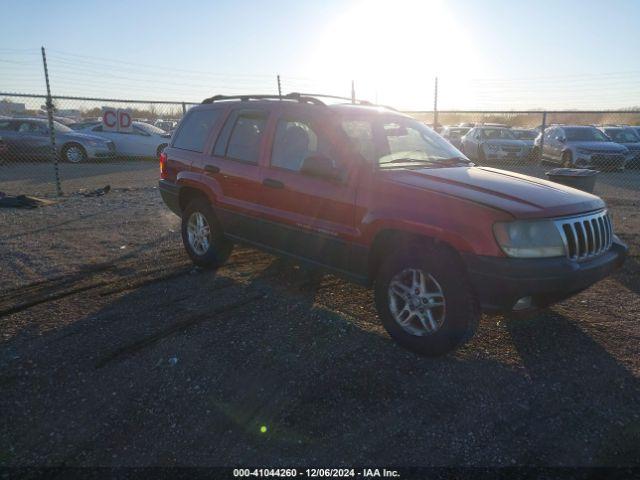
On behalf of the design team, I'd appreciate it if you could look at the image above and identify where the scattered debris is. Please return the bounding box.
[0,194,57,209]
[168,357,178,366]
[75,185,111,197]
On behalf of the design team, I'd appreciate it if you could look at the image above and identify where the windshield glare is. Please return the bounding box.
[565,127,609,142]
[341,116,466,167]
[136,122,166,135]
[53,121,72,133]
[605,129,640,143]
[513,130,537,140]
[482,128,515,140]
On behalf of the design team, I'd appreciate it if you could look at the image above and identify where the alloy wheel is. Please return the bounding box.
[186,211,211,256]
[388,268,446,336]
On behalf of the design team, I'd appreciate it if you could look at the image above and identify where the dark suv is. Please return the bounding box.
[159,94,627,356]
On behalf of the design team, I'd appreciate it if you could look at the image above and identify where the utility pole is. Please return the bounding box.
[277,74,282,99]
[351,80,356,104]
[41,46,62,197]
[433,76,439,130]
[539,111,547,165]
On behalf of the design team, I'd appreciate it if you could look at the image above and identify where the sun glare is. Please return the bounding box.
[308,0,485,109]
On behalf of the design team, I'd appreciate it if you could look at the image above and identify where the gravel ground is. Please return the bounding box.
[1,177,639,467]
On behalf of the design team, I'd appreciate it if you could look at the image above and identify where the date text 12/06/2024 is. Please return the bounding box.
[232,468,400,478]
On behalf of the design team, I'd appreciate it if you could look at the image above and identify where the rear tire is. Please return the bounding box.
[157,143,168,159]
[181,198,232,269]
[374,245,479,357]
[531,146,541,163]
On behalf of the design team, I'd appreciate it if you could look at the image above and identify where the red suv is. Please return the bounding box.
[159,94,627,356]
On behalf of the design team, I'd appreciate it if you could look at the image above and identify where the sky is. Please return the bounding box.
[1,0,640,110]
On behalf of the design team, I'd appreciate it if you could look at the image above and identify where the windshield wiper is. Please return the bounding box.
[381,157,437,164]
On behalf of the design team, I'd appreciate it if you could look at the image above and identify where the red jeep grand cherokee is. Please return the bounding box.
[159,93,627,356]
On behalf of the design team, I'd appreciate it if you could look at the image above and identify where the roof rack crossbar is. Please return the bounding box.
[201,93,325,105]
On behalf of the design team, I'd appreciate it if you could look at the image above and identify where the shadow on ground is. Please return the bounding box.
[1,256,639,467]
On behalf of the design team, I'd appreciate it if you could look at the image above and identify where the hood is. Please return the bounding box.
[618,142,640,150]
[61,131,109,143]
[569,141,627,152]
[387,166,604,219]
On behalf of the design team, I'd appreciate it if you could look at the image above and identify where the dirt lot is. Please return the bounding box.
[1,180,639,467]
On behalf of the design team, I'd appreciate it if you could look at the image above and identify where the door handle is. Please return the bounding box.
[262,178,284,189]
[204,165,220,174]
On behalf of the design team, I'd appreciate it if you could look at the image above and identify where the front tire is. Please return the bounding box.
[62,143,87,163]
[374,246,479,356]
[181,198,232,268]
[477,145,486,163]
[562,151,573,167]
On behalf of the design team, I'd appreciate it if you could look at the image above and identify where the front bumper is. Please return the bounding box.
[86,142,116,160]
[486,149,525,160]
[575,152,626,170]
[463,237,627,312]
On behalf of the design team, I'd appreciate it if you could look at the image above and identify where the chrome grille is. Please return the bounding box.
[554,210,613,261]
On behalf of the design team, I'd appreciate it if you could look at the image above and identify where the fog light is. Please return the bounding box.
[513,296,532,311]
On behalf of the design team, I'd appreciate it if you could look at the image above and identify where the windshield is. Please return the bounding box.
[447,128,469,138]
[53,121,72,133]
[341,116,468,167]
[565,127,609,142]
[605,129,640,143]
[513,130,537,140]
[481,128,515,140]
[135,122,166,135]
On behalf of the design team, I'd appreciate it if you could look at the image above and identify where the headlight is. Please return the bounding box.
[87,140,103,147]
[493,220,565,258]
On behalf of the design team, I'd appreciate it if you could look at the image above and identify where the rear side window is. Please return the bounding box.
[172,109,221,152]
[224,113,267,164]
[0,120,14,131]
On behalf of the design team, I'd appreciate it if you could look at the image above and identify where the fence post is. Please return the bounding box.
[40,46,62,197]
[277,75,282,99]
[181,102,186,115]
[433,76,439,130]
[351,80,356,104]
[539,111,547,164]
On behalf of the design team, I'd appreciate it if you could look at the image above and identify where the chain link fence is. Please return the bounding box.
[1,93,638,207]
[410,110,640,204]
[0,93,197,196]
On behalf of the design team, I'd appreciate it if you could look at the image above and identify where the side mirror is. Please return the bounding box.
[300,155,342,181]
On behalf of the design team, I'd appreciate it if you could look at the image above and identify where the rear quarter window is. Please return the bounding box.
[172,109,222,153]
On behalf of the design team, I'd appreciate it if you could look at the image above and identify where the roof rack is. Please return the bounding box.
[201,92,325,105]
[201,92,397,110]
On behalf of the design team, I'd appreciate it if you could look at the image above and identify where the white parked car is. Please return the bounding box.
[71,121,171,159]
[461,126,529,162]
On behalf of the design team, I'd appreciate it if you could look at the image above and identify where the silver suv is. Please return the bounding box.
[534,125,630,170]
[460,126,528,162]
[599,126,640,168]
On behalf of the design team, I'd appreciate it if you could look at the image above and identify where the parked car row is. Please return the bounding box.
[0,116,172,163]
[437,122,640,170]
